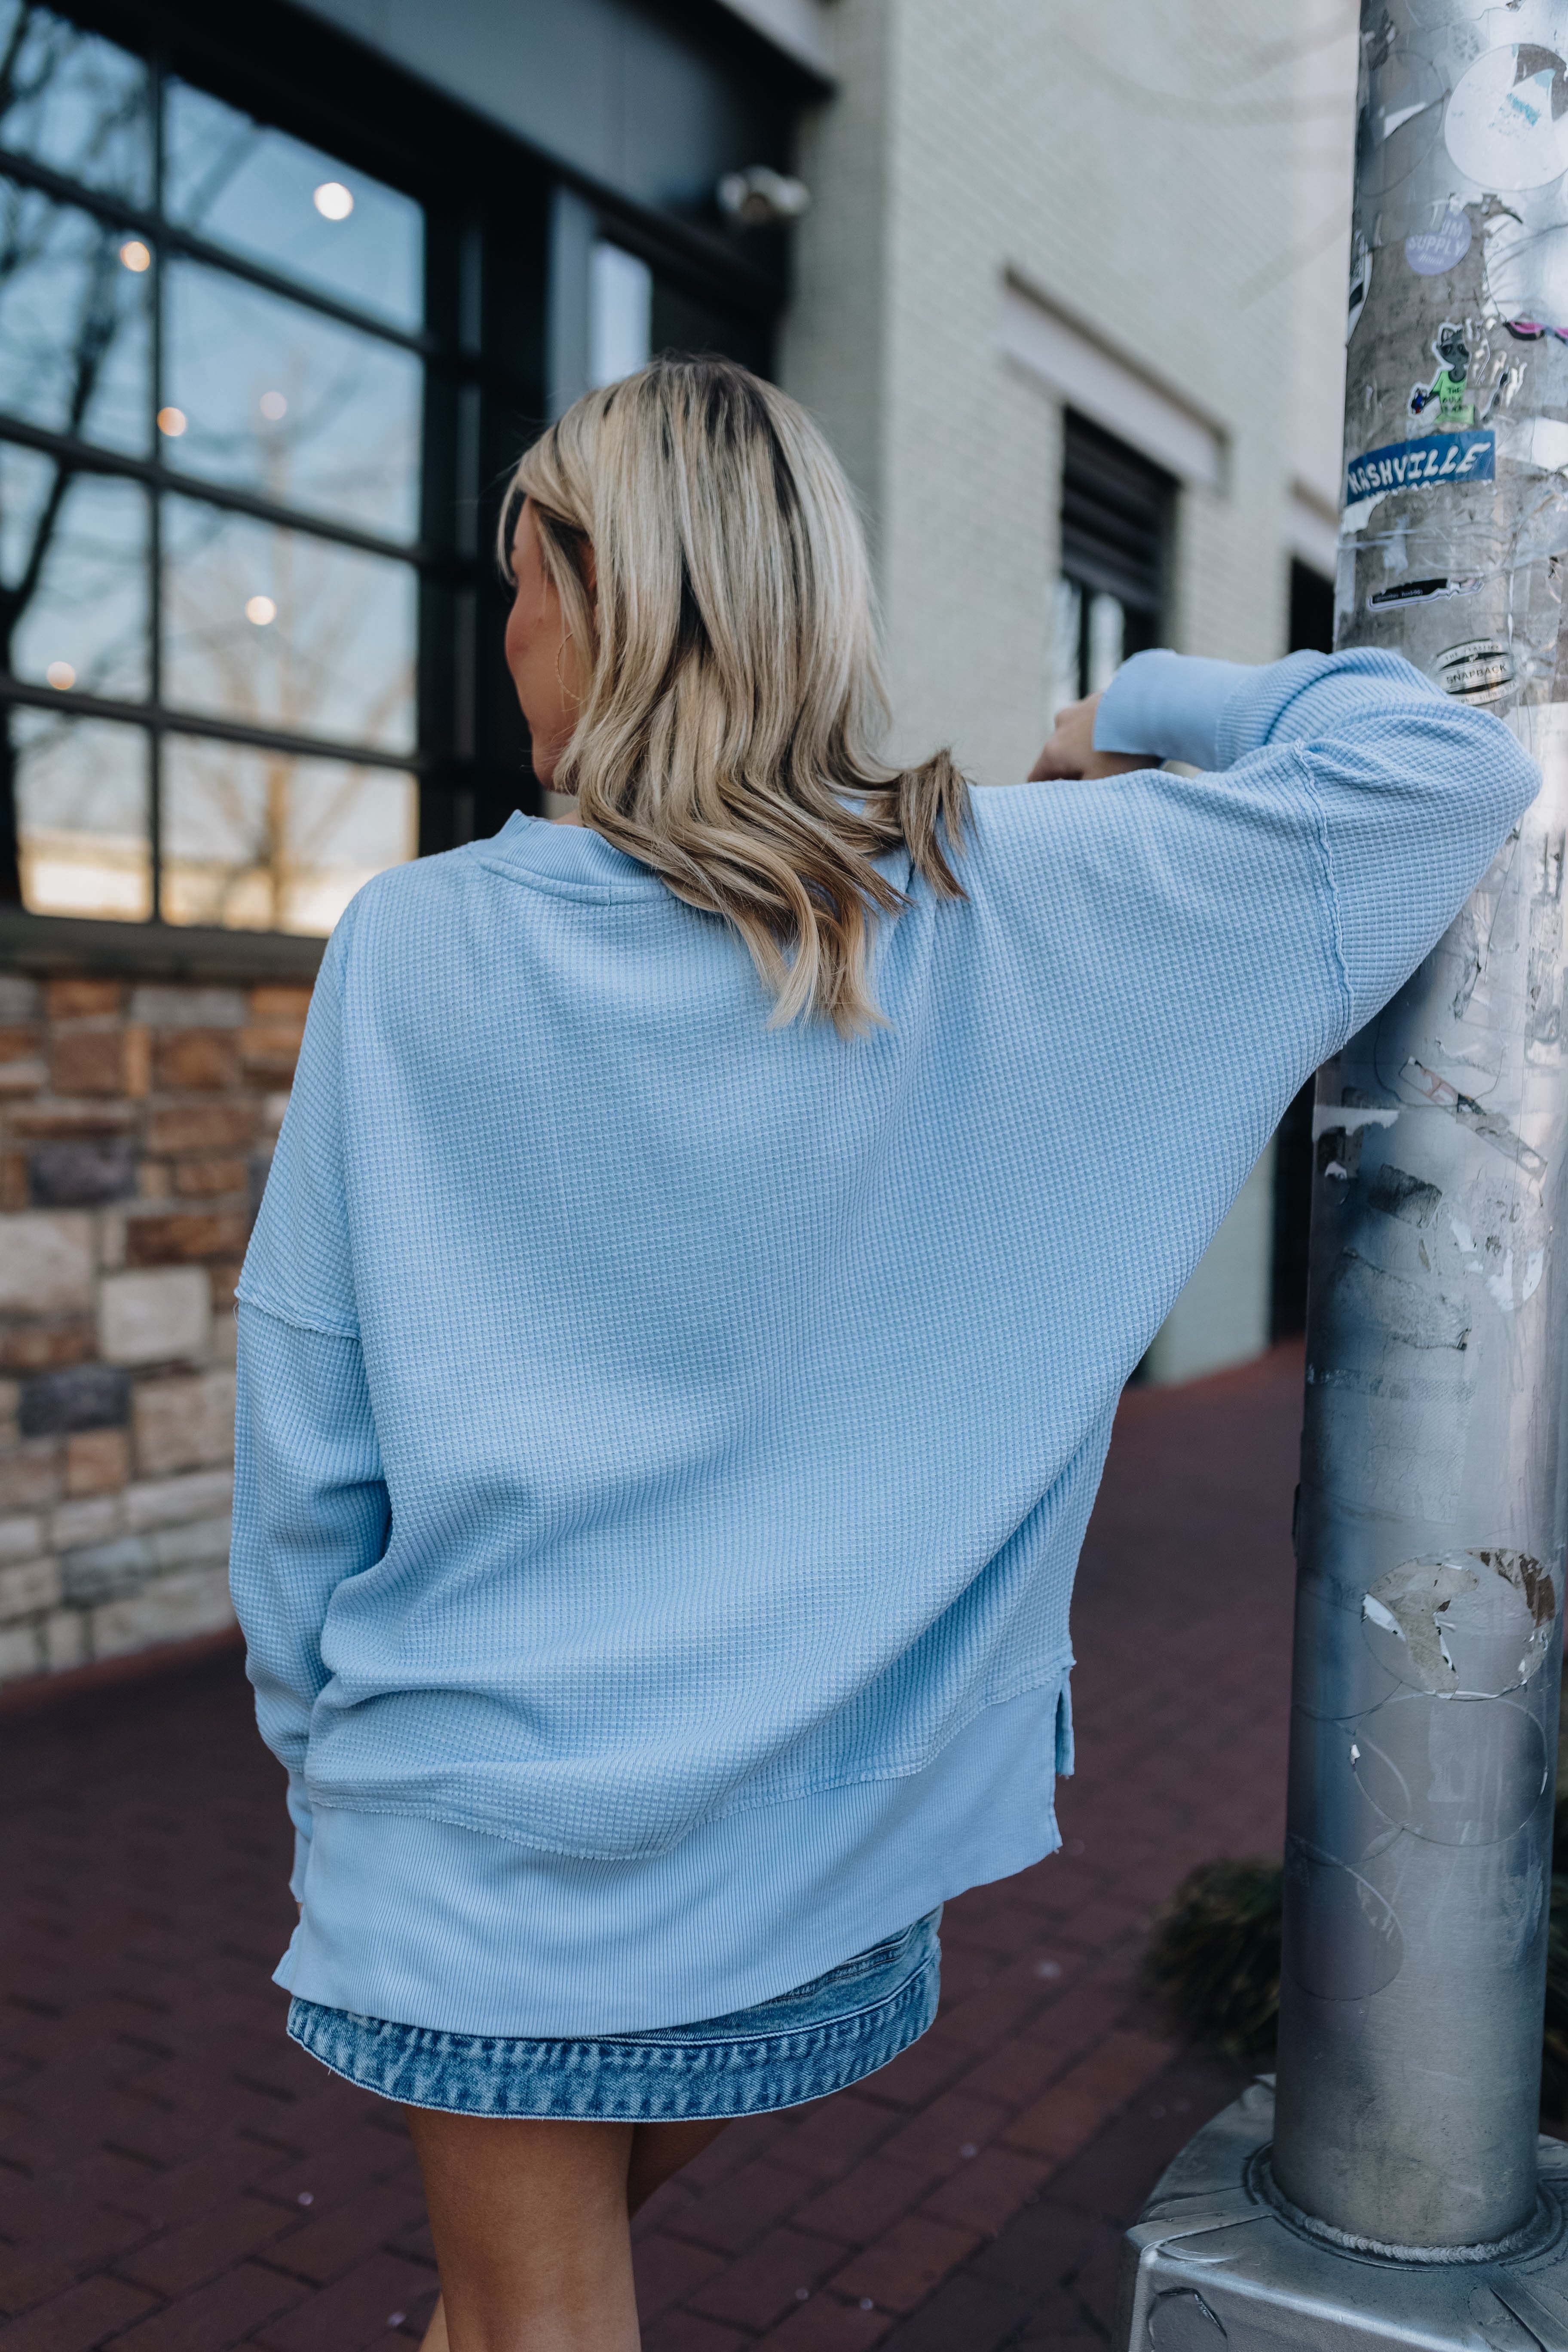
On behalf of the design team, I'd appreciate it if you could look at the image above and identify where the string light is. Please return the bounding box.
[45,661,75,690]
[312,181,353,220]
[118,239,150,272]
[245,596,277,626]
[259,391,288,420]
[156,406,186,437]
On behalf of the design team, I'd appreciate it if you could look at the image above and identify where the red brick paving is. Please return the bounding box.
[0,1343,1304,2346]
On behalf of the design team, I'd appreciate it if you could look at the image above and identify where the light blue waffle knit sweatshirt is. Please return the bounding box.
[232,648,1538,2037]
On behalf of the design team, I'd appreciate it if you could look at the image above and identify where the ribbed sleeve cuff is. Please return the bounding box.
[286,1767,313,1901]
[1094,649,1258,771]
[1212,649,1430,768]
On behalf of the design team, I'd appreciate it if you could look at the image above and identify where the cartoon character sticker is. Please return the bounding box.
[1410,322,1475,427]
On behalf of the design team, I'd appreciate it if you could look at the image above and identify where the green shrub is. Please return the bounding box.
[1139,1858,1283,2057]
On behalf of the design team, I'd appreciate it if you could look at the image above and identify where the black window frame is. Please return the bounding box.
[1058,410,1175,701]
[0,0,786,961]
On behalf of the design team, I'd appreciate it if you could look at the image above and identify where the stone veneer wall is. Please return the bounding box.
[0,971,312,1686]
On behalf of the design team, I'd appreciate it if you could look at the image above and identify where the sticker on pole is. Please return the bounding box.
[1404,204,1472,276]
[1445,43,1568,193]
[1345,430,1494,503]
[1435,639,1514,702]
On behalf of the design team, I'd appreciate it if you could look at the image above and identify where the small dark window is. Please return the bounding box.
[1288,557,1335,658]
[1270,558,1337,1340]
[1055,412,1174,702]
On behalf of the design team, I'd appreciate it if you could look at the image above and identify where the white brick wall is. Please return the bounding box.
[783,0,1357,1377]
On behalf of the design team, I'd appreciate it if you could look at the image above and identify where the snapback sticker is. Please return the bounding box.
[1435,639,1514,701]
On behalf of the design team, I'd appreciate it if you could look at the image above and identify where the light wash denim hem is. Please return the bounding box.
[286,1911,941,2121]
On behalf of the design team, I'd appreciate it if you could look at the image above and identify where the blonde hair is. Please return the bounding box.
[502,356,968,1035]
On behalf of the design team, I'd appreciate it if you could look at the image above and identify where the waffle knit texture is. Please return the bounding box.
[231,648,1538,2034]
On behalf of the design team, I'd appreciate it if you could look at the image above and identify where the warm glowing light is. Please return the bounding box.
[312,181,353,221]
[45,661,75,691]
[258,390,288,420]
[245,595,277,626]
[156,406,187,436]
[119,239,150,272]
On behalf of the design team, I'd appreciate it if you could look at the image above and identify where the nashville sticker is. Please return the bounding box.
[1345,429,1495,502]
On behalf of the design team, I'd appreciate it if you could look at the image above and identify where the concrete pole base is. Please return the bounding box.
[1118,2080,1568,2351]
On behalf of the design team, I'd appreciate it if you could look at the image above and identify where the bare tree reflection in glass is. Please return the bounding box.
[163,501,414,928]
[0,6,421,931]
[157,79,421,926]
[0,2,151,201]
[163,740,414,934]
[12,706,150,917]
[0,4,153,899]
[165,262,422,539]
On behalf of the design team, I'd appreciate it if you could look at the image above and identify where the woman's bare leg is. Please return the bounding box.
[627,2118,729,2215]
[413,2116,738,2352]
[407,2111,637,2352]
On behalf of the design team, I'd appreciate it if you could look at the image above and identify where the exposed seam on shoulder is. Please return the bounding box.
[235,1286,360,1342]
[1290,744,1354,1037]
[476,856,658,906]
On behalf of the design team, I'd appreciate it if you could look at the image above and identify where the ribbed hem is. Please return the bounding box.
[275,1681,1068,2038]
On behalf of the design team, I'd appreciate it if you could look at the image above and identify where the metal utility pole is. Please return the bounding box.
[1118,6,1568,2343]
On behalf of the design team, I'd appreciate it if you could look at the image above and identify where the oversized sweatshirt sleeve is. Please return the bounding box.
[1097,646,1540,1032]
[230,918,390,1897]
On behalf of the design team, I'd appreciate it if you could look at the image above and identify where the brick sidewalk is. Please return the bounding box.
[0,1343,1304,2349]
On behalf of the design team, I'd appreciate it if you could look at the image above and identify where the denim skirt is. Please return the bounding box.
[287,1909,940,2121]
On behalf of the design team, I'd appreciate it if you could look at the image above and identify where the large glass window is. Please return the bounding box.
[0,3,784,937]
[0,0,420,933]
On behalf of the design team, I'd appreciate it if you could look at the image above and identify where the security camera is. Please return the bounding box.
[717,166,811,227]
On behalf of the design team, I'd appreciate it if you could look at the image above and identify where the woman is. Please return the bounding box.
[230,355,1536,2351]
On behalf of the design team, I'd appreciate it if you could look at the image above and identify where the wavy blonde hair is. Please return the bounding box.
[502,356,968,1035]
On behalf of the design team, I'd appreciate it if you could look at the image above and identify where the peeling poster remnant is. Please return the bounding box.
[1348,236,1373,341]
[1361,1548,1555,1696]
[1445,43,1568,192]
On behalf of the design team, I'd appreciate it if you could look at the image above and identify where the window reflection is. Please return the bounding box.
[0,13,433,936]
[0,178,150,453]
[1087,591,1125,695]
[163,497,416,752]
[0,3,151,201]
[164,260,421,540]
[11,706,150,918]
[588,245,770,388]
[2,451,147,698]
[165,80,423,331]
[161,738,415,934]
[590,244,653,388]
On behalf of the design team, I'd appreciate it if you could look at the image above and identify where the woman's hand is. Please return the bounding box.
[1029,692,1149,784]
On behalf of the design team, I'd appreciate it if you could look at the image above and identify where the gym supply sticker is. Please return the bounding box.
[1346,430,1495,502]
